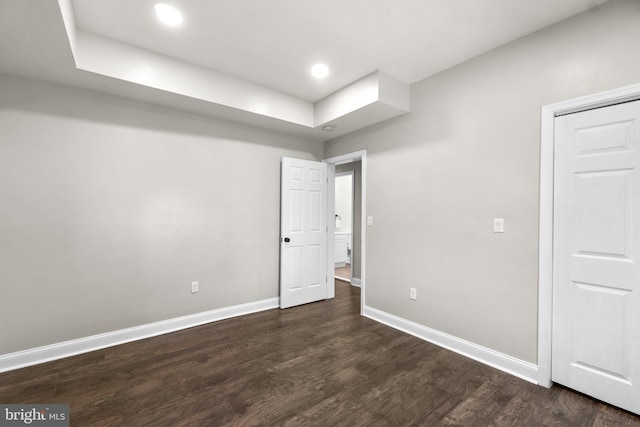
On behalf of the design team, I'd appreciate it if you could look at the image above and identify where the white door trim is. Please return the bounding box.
[324,150,367,315]
[326,163,336,299]
[538,82,640,387]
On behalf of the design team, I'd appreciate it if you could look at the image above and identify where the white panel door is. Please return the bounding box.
[553,100,640,415]
[280,157,328,309]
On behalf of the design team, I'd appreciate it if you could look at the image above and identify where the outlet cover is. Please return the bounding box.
[191,281,199,293]
[410,287,417,301]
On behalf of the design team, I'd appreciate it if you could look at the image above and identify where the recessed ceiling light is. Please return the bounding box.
[311,63,329,79]
[154,3,183,27]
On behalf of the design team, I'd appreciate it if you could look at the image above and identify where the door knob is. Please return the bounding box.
[284,237,290,243]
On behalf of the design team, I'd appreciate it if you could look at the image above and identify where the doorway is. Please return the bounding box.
[325,150,366,314]
[334,171,354,283]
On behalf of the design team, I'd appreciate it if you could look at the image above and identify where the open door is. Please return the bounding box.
[280,157,328,308]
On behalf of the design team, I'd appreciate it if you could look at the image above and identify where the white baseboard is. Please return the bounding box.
[363,305,538,384]
[351,277,362,287]
[0,297,280,374]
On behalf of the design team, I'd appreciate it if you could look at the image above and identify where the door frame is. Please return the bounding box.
[324,150,367,315]
[538,82,640,387]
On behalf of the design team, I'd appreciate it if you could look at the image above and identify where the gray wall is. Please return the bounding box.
[324,0,640,363]
[335,161,362,279]
[0,74,322,354]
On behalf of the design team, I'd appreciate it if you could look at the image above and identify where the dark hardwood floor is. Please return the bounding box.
[1,282,639,426]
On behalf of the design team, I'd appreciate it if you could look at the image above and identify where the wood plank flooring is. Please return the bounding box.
[335,264,351,281]
[1,282,639,426]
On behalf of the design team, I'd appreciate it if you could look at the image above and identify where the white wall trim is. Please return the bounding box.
[324,150,367,166]
[364,305,538,384]
[351,277,362,287]
[0,297,279,374]
[538,82,640,388]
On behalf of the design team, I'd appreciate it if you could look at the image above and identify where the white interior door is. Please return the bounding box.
[280,157,328,309]
[552,100,640,414]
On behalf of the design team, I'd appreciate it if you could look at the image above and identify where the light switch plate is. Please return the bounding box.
[367,216,373,226]
[494,218,504,233]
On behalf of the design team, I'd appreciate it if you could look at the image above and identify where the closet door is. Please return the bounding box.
[552,100,640,415]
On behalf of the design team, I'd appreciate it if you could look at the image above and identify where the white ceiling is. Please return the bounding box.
[0,0,609,140]
[71,0,609,102]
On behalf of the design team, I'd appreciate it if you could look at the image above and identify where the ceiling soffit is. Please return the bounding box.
[58,0,410,141]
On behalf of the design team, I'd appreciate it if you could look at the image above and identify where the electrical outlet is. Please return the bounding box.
[191,281,199,294]
[493,218,504,233]
[367,216,373,226]
[410,287,417,301]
